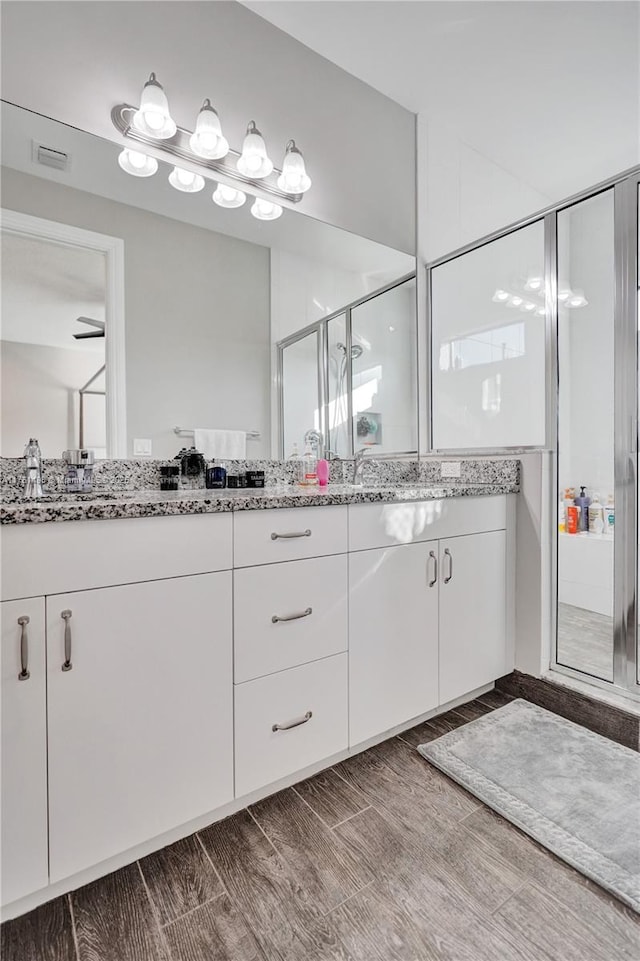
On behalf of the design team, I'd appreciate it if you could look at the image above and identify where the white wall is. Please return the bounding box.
[1,341,106,457]
[3,167,271,459]
[0,0,416,254]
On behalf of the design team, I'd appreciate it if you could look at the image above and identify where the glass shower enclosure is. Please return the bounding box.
[427,166,639,700]
[277,274,418,458]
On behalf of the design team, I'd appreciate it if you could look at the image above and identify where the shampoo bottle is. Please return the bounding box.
[588,493,604,534]
[574,486,590,532]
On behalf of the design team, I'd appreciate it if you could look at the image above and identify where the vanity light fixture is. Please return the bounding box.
[168,166,205,192]
[277,141,311,194]
[212,183,247,208]
[237,122,273,179]
[113,78,312,215]
[251,197,283,221]
[132,73,176,140]
[117,148,158,177]
[189,100,229,160]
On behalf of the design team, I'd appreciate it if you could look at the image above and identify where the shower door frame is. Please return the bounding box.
[276,272,417,459]
[425,164,640,699]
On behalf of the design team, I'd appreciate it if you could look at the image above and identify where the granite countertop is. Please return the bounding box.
[1,481,519,525]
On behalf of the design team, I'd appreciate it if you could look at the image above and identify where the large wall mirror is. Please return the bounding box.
[0,102,415,461]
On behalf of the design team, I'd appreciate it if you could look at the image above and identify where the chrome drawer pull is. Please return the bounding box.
[17,615,30,680]
[272,710,312,733]
[270,529,312,540]
[272,607,313,624]
[427,551,438,588]
[443,548,453,584]
[61,610,73,671]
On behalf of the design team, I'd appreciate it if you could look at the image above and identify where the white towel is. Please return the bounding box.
[194,429,246,460]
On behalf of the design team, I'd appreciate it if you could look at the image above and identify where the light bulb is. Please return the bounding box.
[523,301,536,312]
[168,166,205,193]
[536,306,546,316]
[558,289,571,302]
[251,197,283,221]
[277,140,311,194]
[524,277,542,291]
[212,183,247,208]
[510,296,523,307]
[567,293,588,308]
[132,73,177,140]
[492,289,509,302]
[118,148,158,177]
[237,122,273,179]
[189,100,229,160]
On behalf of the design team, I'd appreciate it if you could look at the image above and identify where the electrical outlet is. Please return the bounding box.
[441,461,461,479]
[133,438,152,457]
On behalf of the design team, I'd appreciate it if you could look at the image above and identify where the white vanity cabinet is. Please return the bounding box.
[438,530,507,703]
[349,541,440,745]
[46,572,233,883]
[1,598,48,904]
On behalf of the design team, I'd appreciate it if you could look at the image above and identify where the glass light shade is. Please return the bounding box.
[251,197,283,221]
[524,276,543,291]
[567,293,588,308]
[132,73,177,140]
[168,166,205,192]
[522,301,537,312]
[558,289,571,302]
[277,141,311,194]
[509,295,523,307]
[237,122,273,179]
[189,100,229,160]
[118,148,158,177]
[492,289,509,302]
[212,183,246,208]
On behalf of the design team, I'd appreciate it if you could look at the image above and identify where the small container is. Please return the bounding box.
[566,505,579,534]
[206,464,227,489]
[317,459,329,487]
[63,449,95,493]
[160,462,179,491]
[245,470,265,488]
[227,474,247,489]
[604,495,615,533]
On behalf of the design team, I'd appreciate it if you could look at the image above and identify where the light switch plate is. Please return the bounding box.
[133,438,152,457]
[441,461,461,479]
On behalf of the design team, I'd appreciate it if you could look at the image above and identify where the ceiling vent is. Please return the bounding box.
[32,141,70,172]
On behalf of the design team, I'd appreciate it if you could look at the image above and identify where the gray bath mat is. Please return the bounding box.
[418,698,640,912]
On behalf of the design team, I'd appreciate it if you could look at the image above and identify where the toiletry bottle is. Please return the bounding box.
[301,441,318,487]
[588,493,604,534]
[317,458,329,488]
[604,494,615,534]
[558,499,566,533]
[574,486,590,532]
[566,505,579,534]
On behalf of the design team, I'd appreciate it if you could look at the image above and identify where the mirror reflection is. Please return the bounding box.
[1,101,414,460]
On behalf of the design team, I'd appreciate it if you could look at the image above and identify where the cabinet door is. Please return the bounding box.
[349,541,439,746]
[439,530,507,704]
[1,598,48,905]
[47,573,233,883]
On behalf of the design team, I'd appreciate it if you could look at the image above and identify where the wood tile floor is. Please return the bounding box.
[3,690,639,961]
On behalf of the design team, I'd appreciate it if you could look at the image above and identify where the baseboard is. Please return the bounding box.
[496,670,640,751]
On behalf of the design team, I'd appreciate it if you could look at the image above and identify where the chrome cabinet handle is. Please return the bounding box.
[427,551,438,588]
[61,610,73,671]
[272,607,313,624]
[443,548,453,584]
[272,710,312,733]
[271,529,312,540]
[17,615,30,680]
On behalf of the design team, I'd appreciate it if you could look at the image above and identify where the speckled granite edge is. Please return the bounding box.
[1,482,519,525]
[1,455,520,494]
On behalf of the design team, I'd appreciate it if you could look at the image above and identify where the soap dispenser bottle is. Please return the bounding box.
[301,441,318,487]
[574,486,590,532]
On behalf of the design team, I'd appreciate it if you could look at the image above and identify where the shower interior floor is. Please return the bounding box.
[557,602,614,682]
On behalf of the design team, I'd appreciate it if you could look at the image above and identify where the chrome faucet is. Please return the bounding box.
[304,429,323,458]
[23,438,44,499]
[352,446,372,486]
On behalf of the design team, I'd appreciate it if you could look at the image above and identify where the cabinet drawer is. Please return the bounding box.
[234,653,348,797]
[234,555,347,683]
[1,513,233,600]
[348,496,508,552]
[233,506,347,568]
